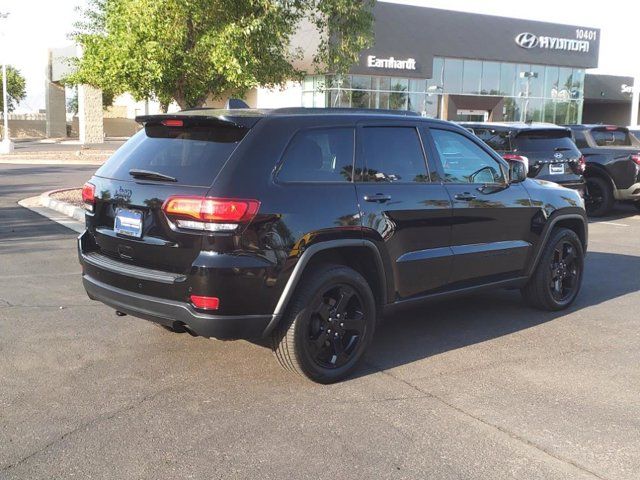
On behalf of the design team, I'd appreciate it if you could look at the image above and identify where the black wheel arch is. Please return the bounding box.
[263,239,390,336]
[526,212,588,277]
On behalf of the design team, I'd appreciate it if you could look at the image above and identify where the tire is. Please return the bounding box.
[272,264,376,384]
[521,228,584,311]
[585,176,614,217]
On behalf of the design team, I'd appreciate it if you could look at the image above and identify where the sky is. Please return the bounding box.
[1,0,639,113]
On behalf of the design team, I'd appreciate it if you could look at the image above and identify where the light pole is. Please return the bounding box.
[0,11,13,153]
[519,71,538,123]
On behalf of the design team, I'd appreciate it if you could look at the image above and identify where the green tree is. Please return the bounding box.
[0,66,27,112]
[66,0,374,110]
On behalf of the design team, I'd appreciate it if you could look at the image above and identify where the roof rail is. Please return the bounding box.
[269,107,421,117]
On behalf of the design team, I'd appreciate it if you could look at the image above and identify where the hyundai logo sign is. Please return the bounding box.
[515,32,539,49]
[514,32,591,53]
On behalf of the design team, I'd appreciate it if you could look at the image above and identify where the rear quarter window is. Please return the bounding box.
[276,128,355,183]
[472,128,511,152]
[95,125,246,187]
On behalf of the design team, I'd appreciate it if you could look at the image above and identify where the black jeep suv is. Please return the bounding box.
[460,122,586,197]
[79,108,587,383]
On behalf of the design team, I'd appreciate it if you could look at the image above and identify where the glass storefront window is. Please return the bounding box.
[500,63,517,97]
[443,58,463,94]
[428,57,445,91]
[462,60,482,94]
[301,58,585,121]
[481,61,500,95]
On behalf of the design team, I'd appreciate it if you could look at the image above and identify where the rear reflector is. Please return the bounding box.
[163,196,260,232]
[161,119,184,127]
[190,295,219,310]
[81,182,96,212]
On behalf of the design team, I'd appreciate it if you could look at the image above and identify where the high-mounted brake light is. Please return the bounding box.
[163,196,260,232]
[81,182,96,212]
[604,125,618,131]
[190,295,220,311]
[161,119,184,127]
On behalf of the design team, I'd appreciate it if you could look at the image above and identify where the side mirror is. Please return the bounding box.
[503,154,529,183]
[508,159,528,183]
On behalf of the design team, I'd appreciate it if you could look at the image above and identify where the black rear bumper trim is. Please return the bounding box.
[82,251,186,285]
[82,275,271,339]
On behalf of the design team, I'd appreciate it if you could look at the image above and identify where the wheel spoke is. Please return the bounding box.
[315,300,331,322]
[313,330,329,350]
[563,246,576,265]
[328,337,344,365]
[333,287,355,314]
[340,310,365,332]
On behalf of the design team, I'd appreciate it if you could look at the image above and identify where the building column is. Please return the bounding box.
[78,84,104,144]
[45,80,66,138]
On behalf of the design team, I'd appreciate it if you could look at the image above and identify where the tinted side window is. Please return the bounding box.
[277,128,354,182]
[572,130,589,149]
[360,127,429,183]
[431,129,506,184]
[473,128,511,152]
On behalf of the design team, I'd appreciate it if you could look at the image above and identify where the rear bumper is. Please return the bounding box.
[560,181,587,197]
[614,182,640,201]
[82,274,271,339]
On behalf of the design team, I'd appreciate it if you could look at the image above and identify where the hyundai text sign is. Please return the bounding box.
[515,30,595,53]
[367,55,416,70]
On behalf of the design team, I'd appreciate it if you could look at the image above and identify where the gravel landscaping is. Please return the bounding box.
[50,188,83,208]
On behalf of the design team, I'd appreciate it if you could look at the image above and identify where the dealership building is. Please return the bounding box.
[46,2,638,142]
[251,2,604,124]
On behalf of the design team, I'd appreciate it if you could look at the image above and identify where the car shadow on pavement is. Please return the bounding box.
[358,251,640,377]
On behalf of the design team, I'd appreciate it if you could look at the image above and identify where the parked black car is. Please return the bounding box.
[564,125,640,215]
[460,122,586,196]
[79,108,588,383]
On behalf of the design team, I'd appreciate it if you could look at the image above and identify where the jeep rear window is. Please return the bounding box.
[590,128,633,147]
[512,131,579,154]
[95,125,247,187]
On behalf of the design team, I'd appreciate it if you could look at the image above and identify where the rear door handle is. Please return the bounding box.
[454,192,477,201]
[364,193,392,203]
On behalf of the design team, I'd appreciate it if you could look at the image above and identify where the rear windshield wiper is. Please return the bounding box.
[554,147,572,152]
[129,169,177,182]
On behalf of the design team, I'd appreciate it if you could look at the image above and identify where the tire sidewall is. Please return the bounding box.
[291,267,376,383]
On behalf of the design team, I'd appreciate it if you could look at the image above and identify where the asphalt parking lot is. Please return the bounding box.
[1,163,639,480]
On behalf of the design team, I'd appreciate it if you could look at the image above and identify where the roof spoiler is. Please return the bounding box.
[135,114,244,129]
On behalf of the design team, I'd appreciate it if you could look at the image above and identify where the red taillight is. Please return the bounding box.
[161,119,184,127]
[576,155,586,174]
[631,154,640,166]
[190,295,219,310]
[81,182,96,212]
[163,196,260,232]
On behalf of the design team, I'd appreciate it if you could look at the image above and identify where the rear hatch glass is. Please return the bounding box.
[590,128,634,147]
[96,124,247,187]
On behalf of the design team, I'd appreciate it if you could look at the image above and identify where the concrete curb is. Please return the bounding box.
[18,189,86,234]
[39,189,86,223]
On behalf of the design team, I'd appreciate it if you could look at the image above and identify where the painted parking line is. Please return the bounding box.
[592,221,630,227]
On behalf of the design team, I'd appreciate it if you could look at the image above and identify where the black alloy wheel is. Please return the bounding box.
[273,264,376,383]
[521,227,584,311]
[548,240,580,303]
[584,176,614,217]
[306,285,366,369]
